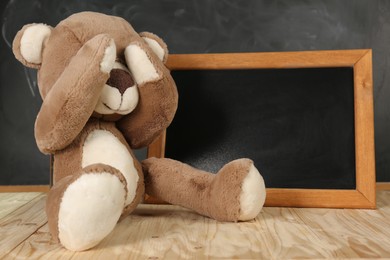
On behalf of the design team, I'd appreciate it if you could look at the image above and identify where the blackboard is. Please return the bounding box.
[147,50,376,208]
[165,68,356,189]
[1,0,389,189]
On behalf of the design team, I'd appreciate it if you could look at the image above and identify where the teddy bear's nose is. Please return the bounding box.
[106,69,135,95]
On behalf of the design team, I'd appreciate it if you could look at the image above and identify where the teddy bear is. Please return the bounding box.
[12,11,266,251]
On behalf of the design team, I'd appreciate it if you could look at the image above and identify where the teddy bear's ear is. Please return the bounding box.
[139,32,168,64]
[12,23,52,69]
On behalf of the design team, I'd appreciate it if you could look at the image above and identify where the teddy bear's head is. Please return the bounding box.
[12,12,178,150]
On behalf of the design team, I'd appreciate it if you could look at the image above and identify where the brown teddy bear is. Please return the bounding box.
[12,12,266,251]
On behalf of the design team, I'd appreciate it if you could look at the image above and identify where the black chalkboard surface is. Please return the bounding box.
[165,68,356,189]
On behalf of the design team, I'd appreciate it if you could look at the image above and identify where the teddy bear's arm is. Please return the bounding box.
[117,40,178,149]
[35,34,116,154]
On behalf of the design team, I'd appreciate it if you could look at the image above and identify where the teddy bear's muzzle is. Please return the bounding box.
[93,68,139,116]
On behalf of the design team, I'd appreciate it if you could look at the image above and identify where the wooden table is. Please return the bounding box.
[1,191,390,259]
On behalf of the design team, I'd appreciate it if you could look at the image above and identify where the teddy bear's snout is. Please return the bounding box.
[106,69,135,94]
[93,68,139,116]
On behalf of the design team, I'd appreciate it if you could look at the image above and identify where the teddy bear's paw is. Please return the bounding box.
[238,163,266,221]
[100,38,116,73]
[125,42,160,85]
[55,167,127,251]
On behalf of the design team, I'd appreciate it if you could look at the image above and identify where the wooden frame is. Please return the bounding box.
[0,185,50,192]
[147,50,376,209]
[377,182,390,191]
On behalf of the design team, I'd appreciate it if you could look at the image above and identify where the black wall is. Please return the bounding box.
[0,0,389,184]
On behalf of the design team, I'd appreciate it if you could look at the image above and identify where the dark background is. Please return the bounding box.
[166,68,356,189]
[0,0,388,185]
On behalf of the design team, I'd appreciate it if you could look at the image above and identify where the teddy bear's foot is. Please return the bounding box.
[143,158,266,222]
[46,164,127,251]
[215,159,266,221]
[238,162,267,220]
[204,159,266,221]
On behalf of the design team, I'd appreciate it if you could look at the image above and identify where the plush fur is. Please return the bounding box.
[13,11,266,251]
[58,171,127,251]
[143,158,264,222]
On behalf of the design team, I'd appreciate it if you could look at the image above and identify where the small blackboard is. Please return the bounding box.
[148,50,376,208]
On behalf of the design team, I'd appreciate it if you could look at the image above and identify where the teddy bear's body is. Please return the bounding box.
[52,119,143,209]
[13,12,266,251]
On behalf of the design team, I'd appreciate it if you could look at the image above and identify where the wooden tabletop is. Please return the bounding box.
[1,191,390,259]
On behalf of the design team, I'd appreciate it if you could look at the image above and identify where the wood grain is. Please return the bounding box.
[2,191,390,259]
[0,192,41,219]
[0,194,47,258]
[166,50,369,70]
[353,49,376,208]
[0,185,50,193]
[376,182,390,190]
[147,131,166,159]
[265,189,375,209]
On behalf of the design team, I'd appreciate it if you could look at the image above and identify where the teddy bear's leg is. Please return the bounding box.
[46,164,127,251]
[80,127,144,216]
[47,123,144,251]
[143,158,266,222]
